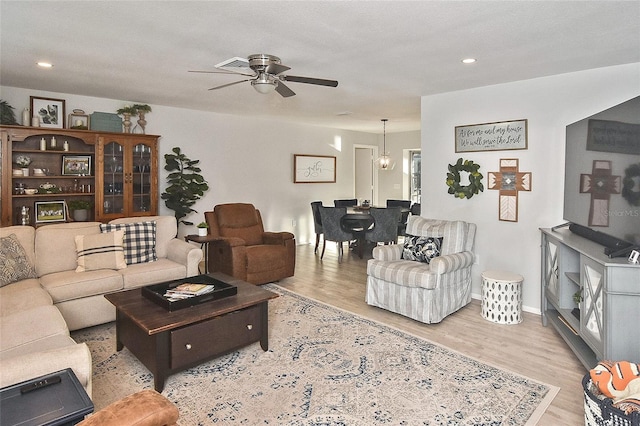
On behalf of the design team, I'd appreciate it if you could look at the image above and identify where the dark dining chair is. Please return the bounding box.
[318,206,353,262]
[366,207,402,246]
[386,200,411,237]
[334,199,358,208]
[386,199,411,209]
[310,201,323,254]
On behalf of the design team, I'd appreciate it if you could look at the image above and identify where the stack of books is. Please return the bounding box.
[164,283,215,302]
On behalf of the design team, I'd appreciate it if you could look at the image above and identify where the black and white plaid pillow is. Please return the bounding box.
[100,221,157,265]
[401,235,443,264]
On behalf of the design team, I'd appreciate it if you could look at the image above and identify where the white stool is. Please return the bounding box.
[481,270,523,324]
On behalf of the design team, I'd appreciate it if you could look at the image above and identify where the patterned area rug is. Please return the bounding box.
[72,285,558,425]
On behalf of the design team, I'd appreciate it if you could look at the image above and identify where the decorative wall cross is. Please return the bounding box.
[580,160,621,227]
[488,159,532,222]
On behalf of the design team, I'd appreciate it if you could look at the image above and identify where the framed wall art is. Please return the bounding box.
[35,201,67,223]
[62,155,91,176]
[293,154,336,183]
[30,96,66,128]
[455,119,528,153]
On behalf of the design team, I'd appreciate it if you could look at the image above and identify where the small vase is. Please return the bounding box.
[198,228,208,237]
[122,113,132,133]
[73,209,89,222]
[21,168,29,176]
[137,112,147,134]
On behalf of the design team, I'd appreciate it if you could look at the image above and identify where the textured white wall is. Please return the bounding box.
[421,63,640,313]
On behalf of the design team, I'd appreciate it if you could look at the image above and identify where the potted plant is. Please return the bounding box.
[116,105,138,133]
[197,221,209,236]
[132,104,152,133]
[68,199,92,222]
[161,147,209,230]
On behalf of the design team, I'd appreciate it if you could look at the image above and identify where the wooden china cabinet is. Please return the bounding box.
[1,125,159,227]
[95,135,158,222]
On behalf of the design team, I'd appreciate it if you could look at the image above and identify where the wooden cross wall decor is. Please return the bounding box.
[580,160,621,227]
[487,159,532,222]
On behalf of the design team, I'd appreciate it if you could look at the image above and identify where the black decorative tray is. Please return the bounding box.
[142,274,237,311]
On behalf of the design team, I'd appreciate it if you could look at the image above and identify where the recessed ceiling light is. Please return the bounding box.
[461,58,477,64]
[37,62,53,68]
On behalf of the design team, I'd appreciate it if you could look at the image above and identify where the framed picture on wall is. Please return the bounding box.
[293,154,336,183]
[30,96,66,128]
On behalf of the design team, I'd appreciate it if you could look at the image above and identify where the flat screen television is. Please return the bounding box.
[563,95,640,257]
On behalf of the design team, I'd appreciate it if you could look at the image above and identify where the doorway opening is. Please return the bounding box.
[353,145,378,206]
[408,150,421,204]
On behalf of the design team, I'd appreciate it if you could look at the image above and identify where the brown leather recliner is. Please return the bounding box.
[204,203,295,285]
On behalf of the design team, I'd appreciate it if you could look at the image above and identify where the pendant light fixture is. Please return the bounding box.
[377,118,394,170]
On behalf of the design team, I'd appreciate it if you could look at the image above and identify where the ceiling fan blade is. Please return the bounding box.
[275,81,296,98]
[208,79,252,91]
[189,69,256,77]
[265,63,291,75]
[282,75,338,87]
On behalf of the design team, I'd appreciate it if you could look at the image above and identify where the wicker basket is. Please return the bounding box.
[583,374,640,426]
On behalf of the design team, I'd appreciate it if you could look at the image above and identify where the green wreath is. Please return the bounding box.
[446,158,484,199]
[622,163,640,206]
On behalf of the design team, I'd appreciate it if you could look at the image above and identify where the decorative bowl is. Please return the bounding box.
[24,188,38,195]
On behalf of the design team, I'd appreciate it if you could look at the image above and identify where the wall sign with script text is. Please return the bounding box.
[455,119,528,153]
[293,154,336,183]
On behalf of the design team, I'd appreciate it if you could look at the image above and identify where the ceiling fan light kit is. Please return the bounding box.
[191,54,338,98]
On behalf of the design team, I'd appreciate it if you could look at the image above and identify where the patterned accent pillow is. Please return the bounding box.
[0,234,37,287]
[100,221,157,265]
[75,230,127,272]
[401,235,443,264]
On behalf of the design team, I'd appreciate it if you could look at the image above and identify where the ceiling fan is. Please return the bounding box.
[189,54,338,97]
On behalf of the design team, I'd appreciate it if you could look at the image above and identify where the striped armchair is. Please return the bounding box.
[366,216,476,324]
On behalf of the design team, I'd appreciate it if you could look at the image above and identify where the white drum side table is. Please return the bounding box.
[481,270,524,324]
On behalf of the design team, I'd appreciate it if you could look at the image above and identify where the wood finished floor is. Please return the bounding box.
[274,243,585,425]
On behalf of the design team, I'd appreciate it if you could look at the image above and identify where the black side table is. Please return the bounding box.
[184,234,217,273]
[0,368,93,426]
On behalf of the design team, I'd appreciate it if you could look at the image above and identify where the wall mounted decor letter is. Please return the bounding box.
[294,154,336,183]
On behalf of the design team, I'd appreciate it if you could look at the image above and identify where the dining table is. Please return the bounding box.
[340,211,375,258]
[340,206,411,258]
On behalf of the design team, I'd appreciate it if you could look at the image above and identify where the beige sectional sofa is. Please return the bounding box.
[0,216,203,396]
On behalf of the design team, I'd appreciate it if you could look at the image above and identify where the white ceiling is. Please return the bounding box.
[1,1,639,133]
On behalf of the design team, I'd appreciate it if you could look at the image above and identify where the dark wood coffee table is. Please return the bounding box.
[104,272,278,392]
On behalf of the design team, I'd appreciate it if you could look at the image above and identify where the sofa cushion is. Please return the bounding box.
[405,217,467,255]
[367,258,438,290]
[100,221,157,264]
[108,216,176,260]
[76,230,127,272]
[120,258,187,289]
[0,305,69,359]
[40,269,124,303]
[0,285,52,316]
[0,234,37,287]
[36,222,102,276]
[401,235,443,264]
[0,226,36,267]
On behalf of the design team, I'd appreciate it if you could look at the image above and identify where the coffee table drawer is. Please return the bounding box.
[170,305,262,368]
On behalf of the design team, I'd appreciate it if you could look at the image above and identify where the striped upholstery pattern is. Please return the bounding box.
[366,217,476,324]
[75,230,127,272]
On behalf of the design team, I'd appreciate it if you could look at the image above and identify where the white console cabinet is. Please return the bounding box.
[540,227,640,369]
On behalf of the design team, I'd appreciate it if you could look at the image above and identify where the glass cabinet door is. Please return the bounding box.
[103,141,125,215]
[131,143,152,214]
